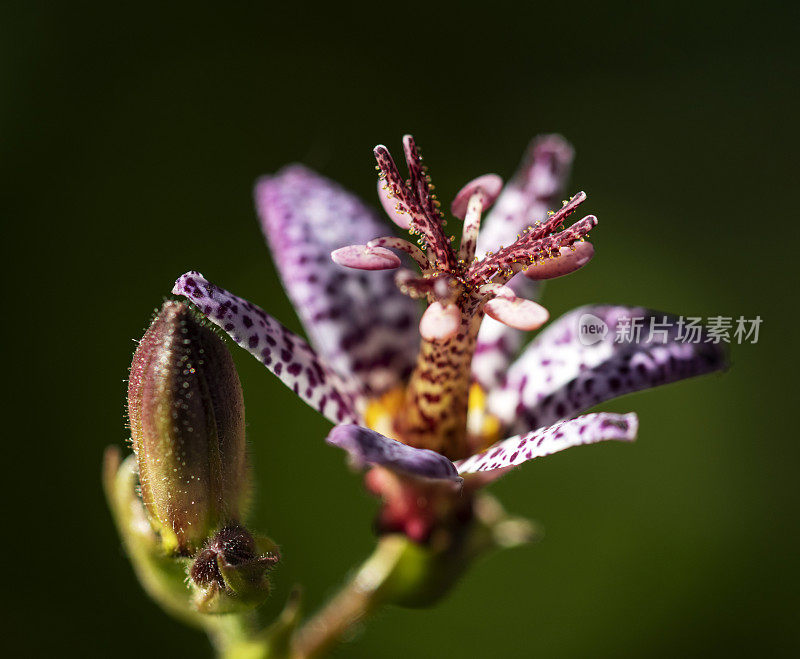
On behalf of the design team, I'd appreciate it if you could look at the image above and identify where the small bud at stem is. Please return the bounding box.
[189,525,280,614]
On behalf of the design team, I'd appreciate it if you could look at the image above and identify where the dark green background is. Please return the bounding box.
[5,1,798,657]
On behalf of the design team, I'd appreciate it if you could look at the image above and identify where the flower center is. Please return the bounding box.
[364,383,502,458]
[335,135,596,460]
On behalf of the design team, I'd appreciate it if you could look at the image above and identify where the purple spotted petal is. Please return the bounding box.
[173,272,360,425]
[455,412,638,476]
[326,424,462,482]
[472,135,574,391]
[256,165,421,397]
[488,306,727,435]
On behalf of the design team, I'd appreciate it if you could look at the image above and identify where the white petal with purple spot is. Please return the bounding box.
[489,305,727,435]
[173,272,360,425]
[256,165,421,397]
[456,412,638,475]
[327,424,462,482]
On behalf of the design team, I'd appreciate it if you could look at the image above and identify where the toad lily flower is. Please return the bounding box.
[172,134,725,544]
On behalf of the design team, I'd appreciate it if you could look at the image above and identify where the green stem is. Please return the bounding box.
[290,537,410,658]
[212,614,273,659]
[214,587,303,659]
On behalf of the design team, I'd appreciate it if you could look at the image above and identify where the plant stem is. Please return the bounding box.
[291,537,408,658]
[210,614,261,659]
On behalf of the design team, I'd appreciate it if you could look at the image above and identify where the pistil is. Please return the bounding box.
[396,297,484,459]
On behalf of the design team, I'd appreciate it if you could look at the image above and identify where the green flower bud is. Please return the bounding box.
[128,300,249,554]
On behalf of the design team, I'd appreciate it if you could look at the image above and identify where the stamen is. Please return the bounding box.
[458,193,484,265]
[483,287,549,331]
[331,244,401,271]
[419,301,462,342]
[454,175,503,265]
[395,270,456,301]
[451,174,503,220]
[523,241,595,280]
[367,236,431,271]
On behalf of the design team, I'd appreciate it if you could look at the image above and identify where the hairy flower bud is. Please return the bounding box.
[128,300,249,554]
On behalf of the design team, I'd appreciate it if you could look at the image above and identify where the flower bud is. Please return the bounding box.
[128,300,249,554]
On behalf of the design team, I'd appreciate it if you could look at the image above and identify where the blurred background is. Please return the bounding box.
[4,1,798,656]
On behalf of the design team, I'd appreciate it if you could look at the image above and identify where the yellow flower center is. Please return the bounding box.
[364,383,502,454]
